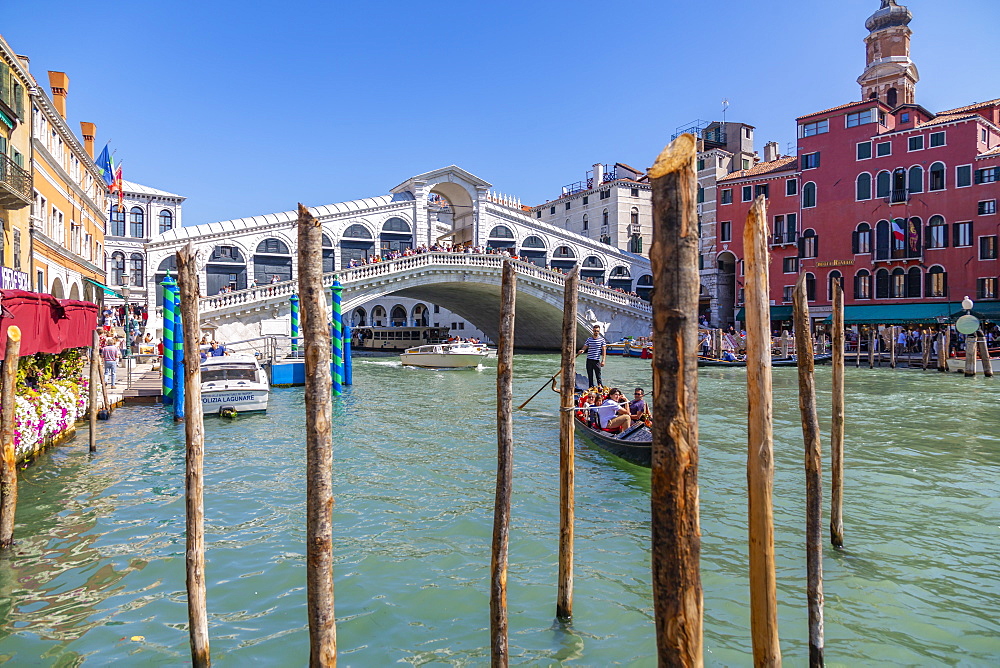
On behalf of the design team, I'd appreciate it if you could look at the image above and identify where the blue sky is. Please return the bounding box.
[4,0,998,226]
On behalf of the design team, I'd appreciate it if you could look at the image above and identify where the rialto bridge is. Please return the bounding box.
[145,166,653,349]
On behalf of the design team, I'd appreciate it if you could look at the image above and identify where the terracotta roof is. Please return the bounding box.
[915,113,981,129]
[981,146,1000,157]
[717,156,798,183]
[935,98,1000,116]
[796,101,870,121]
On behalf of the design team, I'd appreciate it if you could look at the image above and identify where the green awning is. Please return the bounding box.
[84,277,125,299]
[734,306,794,322]
[0,109,14,130]
[950,301,1000,322]
[824,302,958,325]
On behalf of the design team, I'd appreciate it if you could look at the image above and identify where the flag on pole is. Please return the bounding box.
[907,218,919,252]
[112,164,124,207]
[95,144,114,186]
[892,218,906,244]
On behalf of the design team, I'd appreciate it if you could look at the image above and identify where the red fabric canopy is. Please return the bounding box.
[0,290,99,360]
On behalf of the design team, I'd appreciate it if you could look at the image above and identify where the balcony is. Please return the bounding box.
[884,188,910,205]
[0,153,31,209]
[770,231,798,247]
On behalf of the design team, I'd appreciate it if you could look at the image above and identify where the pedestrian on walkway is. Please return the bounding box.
[102,337,121,388]
[578,324,608,389]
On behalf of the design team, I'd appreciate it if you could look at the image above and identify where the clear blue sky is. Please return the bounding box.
[4,0,998,226]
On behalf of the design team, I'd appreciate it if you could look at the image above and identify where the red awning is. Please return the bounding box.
[0,290,99,360]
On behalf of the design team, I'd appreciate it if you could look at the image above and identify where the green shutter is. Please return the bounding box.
[13,83,23,120]
[0,61,8,103]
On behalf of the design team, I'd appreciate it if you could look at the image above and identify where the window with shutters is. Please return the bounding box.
[980,235,998,260]
[891,268,906,298]
[929,162,946,191]
[857,142,872,160]
[907,135,924,151]
[876,171,891,198]
[720,189,732,205]
[827,271,843,300]
[801,153,820,170]
[926,266,947,297]
[755,184,769,199]
[874,220,891,260]
[12,229,20,271]
[802,182,816,208]
[929,131,946,147]
[799,229,818,258]
[953,221,972,247]
[979,200,997,215]
[854,270,871,300]
[786,179,797,196]
[856,173,872,200]
[926,215,948,249]
[783,256,799,273]
[978,277,997,300]
[783,285,795,303]
[876,141,892,157]
[908,166,923,193]
[805,273,816,301]
[720,221,731,242]
[956,165,972,188]
[742,185,752,202]
[975,167,999,184]
[854,223,872,254]
[875,268,890,299]
[906,267,922,298]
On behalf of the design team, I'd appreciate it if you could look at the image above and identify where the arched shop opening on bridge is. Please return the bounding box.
[351,306,367,327]
[322,234,336,272]
[255,238,292,284]
[411,303,429,326]
[518,235,547,267]
[581,256,605,284]
[341,224,375,266]
[608,265,632,291]
[371,305,387,327]
[207,244,247,294]
[381,217,412,254]
[154,255,176,306]
[487,225,515,251]
[636,274,652,302]
[551,246,576,272]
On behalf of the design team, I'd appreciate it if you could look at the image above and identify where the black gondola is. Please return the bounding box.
[572,373,651,468]
[697,353,833,368]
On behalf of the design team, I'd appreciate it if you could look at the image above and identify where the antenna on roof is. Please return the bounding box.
[722,98,729,124]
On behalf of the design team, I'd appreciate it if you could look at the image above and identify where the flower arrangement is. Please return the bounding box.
[8,348,90,460]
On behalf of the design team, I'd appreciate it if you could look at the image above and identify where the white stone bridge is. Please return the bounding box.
[197,252,652,349]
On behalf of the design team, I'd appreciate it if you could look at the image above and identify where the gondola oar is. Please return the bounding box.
[517,370,561,410]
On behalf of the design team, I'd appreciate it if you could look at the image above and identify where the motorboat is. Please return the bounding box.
[399,342,489,368]
[200,354,270,413]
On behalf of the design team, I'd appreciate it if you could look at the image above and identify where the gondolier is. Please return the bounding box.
[578,324,608,388]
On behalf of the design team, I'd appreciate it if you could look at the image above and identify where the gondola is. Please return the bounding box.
[697,353,833,368]
[572,374,651,468]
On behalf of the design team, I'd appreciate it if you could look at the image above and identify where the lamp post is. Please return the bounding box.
[120,282,133,357]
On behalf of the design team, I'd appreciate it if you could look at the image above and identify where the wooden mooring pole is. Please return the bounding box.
[889,326,897,369]
[177,244,211,667]
[937,331,947,372]
[491,261,516,666]
[977,333,993,378]
[922,331,932,370]
[556,266,579,621]
[793,274,825,667]
[649,134,703,666]
[743,195,782,665]
[298,204,337,666]
[830,282,845,549]
[868,328,875,369]
[0,326,22,549]
[89,329,100,453]
[964,334,977,378]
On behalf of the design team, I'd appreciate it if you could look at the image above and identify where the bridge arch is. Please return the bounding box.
[390,304,407,326]
[411,302,429,327]
[519,235,547,267]
[351,306,367,327]
[380,217,413,254]
[371,305,387,327]
[51,276,65,299]
[340,222,375,266]
[255,236,293,284]
[636,274,653,301]
[487,225,516,251]
[69,281,81,300]
[551,245,577,273]
[580,255,605,284]
[207,243,247,294]
[429,180,476,247]
[608,265,632,292]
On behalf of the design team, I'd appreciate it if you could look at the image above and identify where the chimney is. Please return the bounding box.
[47,71,69,119]
[80,122,96,158]
[593,163,605,186]
[17,55,29,72]
[763,141,780,162]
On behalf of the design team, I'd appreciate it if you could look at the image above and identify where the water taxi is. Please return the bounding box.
[201,354,270,413]
[399,342,489,368]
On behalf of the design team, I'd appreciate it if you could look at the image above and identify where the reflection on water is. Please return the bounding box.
[0,356,997,665]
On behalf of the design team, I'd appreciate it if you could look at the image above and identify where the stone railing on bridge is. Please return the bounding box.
[198,252,651,316]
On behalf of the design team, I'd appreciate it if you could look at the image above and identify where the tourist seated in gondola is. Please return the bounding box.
[595,388,632,433]
[721,349,737,362]
[628,388,647,421]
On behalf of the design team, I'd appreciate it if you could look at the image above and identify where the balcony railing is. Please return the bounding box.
[770,231,798,247]
[884,188,910,204]
[0,153,31,208]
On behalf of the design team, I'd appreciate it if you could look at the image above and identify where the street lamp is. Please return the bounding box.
[956,296,979,336]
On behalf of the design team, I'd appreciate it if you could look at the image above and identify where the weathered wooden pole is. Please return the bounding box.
[491,260,517,666]
[89,329,100,453]
[793,274,825,667]
[964,334,977,377]
[649,133,703,666]
[936,331,946,372]
[0,326,22,549]
[298,203,337,666]
[743,196,782,665]
[977,333,993,378]
[922,331,932,370]
[889,326,897,369]
[855,326,861,367]
[868,328,875,369]
[177,243,211,667]
[830,282,845,549]
[781,331,790,359]
[943,327,952,373]
[556,266,579,621]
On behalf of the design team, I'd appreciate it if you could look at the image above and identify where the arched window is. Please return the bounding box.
[158,209,173,233]
[908,165,923,194]
[129,253,144,287]
[874,220,891,260]
[805,272,816,301]
[256,238,290,255]
[602,209,609,226]
[929,162,946,191]
[129,206,144,237]
[521,235,545,248]
[876,171,891,198]
[854,270,871,300]
[875,268,890,299]
[343,224,372,239]
[802,182,816,208]
[799,229,818,258]
[582,214,589,231]
[110,251,126,285]
[488,225,514,239]
[581,256,603,268]
[906,266,922,298]
[630,207,639,228]
[610,266,631,278]
[827,270,843,300]
[372,305,386,327]
[886,87,898,108]
[552,246,575,258]
[853,222,872,254]
[891,267,906,298]
[927,215,947,248]
[390,305,407,326]
[110,205,126,236]
[891,168,907,203]
[856,173,872,200]
[926,266,947,297]
[383,217,411,233]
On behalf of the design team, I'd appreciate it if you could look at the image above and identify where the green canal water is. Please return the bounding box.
[1,355,998,666]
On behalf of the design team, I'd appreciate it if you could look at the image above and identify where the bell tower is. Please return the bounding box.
[857,0,918,108]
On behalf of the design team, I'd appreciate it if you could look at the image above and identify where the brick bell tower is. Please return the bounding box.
[857,0,919,108]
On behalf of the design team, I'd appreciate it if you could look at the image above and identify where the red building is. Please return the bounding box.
[714,0,1000,328]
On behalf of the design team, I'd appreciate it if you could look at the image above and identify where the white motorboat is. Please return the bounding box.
[399,342,490,368]
[200,354,270,413]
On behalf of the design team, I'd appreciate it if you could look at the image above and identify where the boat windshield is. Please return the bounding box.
[202,367,258,383]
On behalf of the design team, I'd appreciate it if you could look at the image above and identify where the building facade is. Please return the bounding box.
[713,0,1000,327]
[103,180,185,308]
[29,69,108,300]
[0,37,32,290]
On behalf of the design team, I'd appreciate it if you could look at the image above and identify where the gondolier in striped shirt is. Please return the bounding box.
[578,324,608,388]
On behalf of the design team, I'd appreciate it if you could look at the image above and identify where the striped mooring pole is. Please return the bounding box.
[289,293,300,353]
[173,291,185,422]
[343,323,353,385]
[160,274,177,405]
[331,280,344,396]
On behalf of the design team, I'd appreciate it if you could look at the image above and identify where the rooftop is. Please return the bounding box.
[717,156,798,183]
